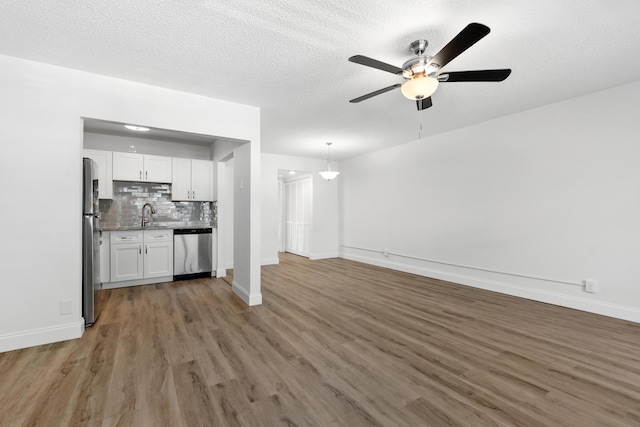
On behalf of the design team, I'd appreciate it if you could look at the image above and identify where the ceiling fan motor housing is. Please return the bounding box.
[402,40,441,79]
[410,39,428,55]
[402,55,440,79]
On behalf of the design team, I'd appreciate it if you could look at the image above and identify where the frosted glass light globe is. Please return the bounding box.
[401,75,439,100]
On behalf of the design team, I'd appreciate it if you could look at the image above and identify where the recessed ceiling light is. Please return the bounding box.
[124,124,150,132]
[288,170,296,175]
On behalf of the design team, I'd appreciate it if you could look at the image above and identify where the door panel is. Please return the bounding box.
[144,242,173,278]
[284,176,311,257]
[113,152,143,181]
[110,243,143,282]
[144,155,172,183]
[191,159,213,201]
[172,158,191,200]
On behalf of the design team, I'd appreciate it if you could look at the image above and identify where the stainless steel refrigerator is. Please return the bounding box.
[82,158,101,326]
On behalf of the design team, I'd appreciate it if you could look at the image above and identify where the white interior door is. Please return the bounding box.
[284,175,311,257]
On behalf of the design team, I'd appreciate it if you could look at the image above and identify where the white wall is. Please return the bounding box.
[212,140,245,161]
[84,132,213,160]
[223,157,235,269]
[340,80,640,323]
[0,54,261,352]
[261,153,340,264]
[232,143,262,305]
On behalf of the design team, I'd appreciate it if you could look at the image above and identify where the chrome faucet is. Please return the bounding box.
[141,203,156,228]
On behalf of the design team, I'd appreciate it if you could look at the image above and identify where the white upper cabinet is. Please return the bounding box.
[112,152,143,181]
[144,155,173,183]
[113,153,172,183]
[191,159,213,201]
[171,157,192,201]
[172,158,213,201]
[83,149,113,199]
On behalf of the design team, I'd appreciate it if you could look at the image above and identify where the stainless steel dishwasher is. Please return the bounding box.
[174,228,213,280]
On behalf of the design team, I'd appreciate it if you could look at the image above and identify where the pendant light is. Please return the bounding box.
[318,142,340,180]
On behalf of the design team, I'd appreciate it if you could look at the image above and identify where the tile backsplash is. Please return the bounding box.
[99,182,215,230]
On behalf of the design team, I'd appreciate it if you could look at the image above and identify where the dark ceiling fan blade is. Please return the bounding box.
[429,23,491,69]
[416,97,433,111]
[349,55,404,75]
[439,69,511,82]
[350,84,401,103]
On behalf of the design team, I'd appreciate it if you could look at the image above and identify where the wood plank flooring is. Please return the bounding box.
[2,253,640,426]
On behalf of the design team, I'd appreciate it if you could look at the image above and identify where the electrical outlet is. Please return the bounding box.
[383,248,389,257]
[60,300,72,315]
[583,279,598,294]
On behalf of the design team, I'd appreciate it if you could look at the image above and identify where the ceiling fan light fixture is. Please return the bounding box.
[401,74,439,100]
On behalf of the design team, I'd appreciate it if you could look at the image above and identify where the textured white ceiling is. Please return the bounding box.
[1,0,640,160]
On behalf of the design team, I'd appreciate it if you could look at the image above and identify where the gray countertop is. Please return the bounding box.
[101,223,215,232]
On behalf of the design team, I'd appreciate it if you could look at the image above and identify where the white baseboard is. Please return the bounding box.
[341,252,640,324]
[102,276,173,290]
[262,257,280,266]
[0,320,84,353]
[232,281,262,306]
[309,252,340,260]
[216,268,227,278]
[285,249,308,258]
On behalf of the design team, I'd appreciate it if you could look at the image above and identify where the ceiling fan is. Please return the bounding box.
[349,23,511,111]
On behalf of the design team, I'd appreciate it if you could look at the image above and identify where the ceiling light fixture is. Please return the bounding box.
[400,73,439,100]
[124,124,150,132]
[318,142,340,181]
[288,170,296,175]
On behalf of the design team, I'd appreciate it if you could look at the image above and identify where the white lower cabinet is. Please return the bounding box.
[143,230,173,278]
[110,231,144,282]
[99,231,111,284]
[109,230,173,284]
[111,242,144,281]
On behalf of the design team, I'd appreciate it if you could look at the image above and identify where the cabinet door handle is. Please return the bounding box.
[193,190,195,199]
[145,171,148,180]
[139,245,142,254]
[139,170,142,180]
[145,245,148,254]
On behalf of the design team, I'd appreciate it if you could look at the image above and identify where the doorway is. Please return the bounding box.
[280,173,312,257]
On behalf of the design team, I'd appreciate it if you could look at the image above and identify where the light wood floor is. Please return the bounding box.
[2,253,640,426]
